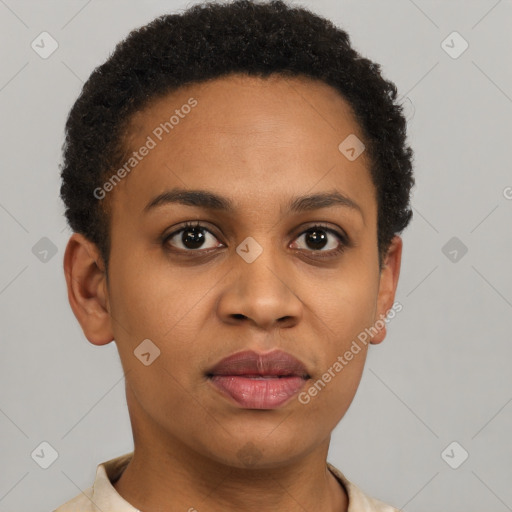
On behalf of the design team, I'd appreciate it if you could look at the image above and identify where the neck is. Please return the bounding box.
[115,447,347,512]
[114,417,347,511]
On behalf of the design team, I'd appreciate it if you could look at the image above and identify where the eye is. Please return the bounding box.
[163,221,223,252]
[162,221,348,258]
[290,224,347,258]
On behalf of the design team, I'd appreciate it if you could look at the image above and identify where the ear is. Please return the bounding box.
[63,232,114,346]
[370,235,403,345]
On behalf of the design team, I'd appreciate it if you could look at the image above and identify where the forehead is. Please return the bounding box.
[128,73,364,147]
[110,73,376,223]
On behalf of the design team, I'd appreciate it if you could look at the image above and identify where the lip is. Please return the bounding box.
[206,349,311,409]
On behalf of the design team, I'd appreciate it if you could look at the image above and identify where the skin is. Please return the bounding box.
[64,73,402,512]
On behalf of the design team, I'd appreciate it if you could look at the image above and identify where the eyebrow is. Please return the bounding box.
[143,187,363,219]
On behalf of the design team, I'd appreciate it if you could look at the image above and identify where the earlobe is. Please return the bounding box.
[63,233,114,346]
[370,235,403,345]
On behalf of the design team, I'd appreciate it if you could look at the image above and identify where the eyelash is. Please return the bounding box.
[162,221,349,259]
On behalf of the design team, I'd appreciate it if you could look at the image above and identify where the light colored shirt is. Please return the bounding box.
[53,452,400,512]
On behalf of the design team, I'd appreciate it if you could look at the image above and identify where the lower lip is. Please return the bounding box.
[209,375,308,409]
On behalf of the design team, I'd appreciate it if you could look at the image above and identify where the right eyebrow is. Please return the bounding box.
[143,188,234,214]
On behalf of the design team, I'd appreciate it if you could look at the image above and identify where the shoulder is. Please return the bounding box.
[53,452,136,512]
[53,486,96,512]
[327,462,401,512]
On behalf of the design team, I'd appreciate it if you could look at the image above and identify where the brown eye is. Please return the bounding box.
[162,221,348,259]
[291,225,347,257]
[164,222,222,252]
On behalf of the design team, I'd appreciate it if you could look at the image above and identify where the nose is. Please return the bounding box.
[216,241,303,331]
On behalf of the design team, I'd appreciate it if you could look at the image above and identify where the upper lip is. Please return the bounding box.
[206,349,310,378]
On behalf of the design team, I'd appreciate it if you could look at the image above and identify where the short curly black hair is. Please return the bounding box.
[60,0,414,272]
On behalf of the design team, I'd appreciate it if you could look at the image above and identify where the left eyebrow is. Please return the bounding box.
[285,190,363,218]
[143,187,364,221]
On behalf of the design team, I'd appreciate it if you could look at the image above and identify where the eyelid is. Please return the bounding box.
[292,222,349,243]
[164,220,220,239]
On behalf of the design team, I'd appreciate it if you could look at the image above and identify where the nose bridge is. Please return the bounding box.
[238,234,286,292]
[221,233,302,327]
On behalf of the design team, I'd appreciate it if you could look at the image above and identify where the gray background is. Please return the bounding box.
[0,0,511,511]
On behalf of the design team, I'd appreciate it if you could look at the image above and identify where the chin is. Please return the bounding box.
[195,425,323,470]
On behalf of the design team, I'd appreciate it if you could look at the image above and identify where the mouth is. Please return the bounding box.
[206,349,311,409]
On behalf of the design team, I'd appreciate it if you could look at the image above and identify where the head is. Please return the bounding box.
[62,0,414,469]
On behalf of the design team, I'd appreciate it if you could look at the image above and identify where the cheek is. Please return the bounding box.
[107,251,222,392]
[298,352,367,428]
[301,267,377,412]
[313,265,379,342]
[107,261,207,420]
[300,304,371,426]
[108,249,205,340]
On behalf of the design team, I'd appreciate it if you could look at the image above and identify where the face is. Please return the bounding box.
[66,73,401,469]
